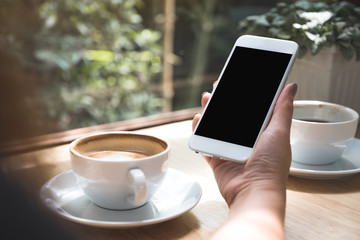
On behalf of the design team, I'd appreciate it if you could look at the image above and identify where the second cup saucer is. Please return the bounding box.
[290,138,360,179]
[40,168,202,228]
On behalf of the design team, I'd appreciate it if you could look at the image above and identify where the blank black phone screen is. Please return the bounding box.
[195,46,292,147]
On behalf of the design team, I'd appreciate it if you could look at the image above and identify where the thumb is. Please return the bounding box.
[266,83,297,132]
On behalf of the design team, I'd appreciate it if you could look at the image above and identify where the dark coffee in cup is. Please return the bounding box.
[295,118,331,123]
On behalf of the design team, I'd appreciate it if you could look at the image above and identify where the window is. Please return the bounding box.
[0,0,286,145]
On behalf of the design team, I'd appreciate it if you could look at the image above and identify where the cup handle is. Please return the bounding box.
[127,168,147,206]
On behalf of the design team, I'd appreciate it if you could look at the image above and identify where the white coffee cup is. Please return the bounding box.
[69,132,170,210]
[290,100,358,165]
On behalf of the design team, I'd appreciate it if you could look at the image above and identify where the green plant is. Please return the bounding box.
[239,0,360,60]
[36,0,163,130]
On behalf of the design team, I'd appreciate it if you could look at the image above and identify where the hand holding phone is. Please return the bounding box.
[189,35,299,162]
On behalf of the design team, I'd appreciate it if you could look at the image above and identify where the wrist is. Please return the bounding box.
[218,187,286,240]
[227,176,287,225]
[226,168,288,208]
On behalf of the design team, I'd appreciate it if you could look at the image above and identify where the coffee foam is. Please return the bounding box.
[73,133,168,159]
[87,150,150,161]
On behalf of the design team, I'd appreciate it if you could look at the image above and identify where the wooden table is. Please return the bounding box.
[1,120,360,239]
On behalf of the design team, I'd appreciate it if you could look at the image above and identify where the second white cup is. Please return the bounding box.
[291,100,358,165]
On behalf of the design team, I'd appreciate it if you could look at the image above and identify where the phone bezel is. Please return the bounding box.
[189,35,299,162]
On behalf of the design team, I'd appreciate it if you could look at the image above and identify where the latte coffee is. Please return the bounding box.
[70,131,170,210]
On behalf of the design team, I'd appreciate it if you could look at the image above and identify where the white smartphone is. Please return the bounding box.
[189,35,298,162]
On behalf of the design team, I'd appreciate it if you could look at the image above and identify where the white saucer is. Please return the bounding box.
[290,138,360,179]
[40,168,202,228]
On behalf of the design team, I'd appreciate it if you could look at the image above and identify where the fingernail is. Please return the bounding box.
[291,83,298,97]
[194,112,201,118]
[202,92,208,97]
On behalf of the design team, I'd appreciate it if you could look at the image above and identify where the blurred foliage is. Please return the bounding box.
[1,0,291,140]
[35,0,163,129]
[239,0,360,60]
[174,0,238,108]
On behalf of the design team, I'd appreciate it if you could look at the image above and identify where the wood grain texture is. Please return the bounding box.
[1,120,359,239]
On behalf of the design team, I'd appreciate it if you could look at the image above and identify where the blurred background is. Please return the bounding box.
[0,0,291,144]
